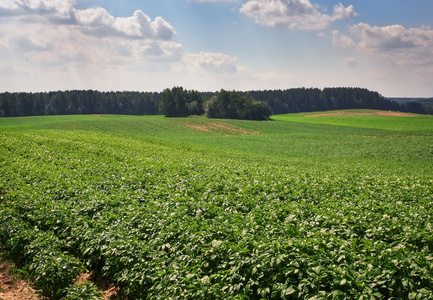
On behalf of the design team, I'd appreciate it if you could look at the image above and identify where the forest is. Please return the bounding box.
[0,87,431,118]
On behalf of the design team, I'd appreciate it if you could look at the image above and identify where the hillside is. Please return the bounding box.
[1,112,433,299]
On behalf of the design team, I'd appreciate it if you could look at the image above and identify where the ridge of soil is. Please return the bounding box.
[1,251,122,300]
[0,253,39,300]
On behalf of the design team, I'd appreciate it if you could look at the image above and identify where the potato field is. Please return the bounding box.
[1,111,433,299]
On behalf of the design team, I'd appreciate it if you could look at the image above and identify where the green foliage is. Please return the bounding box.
[64,282,103,300]
[159,87,204,117]
[205,90,272,120]
[249,87,405,114]
[0,90,160,117]
[1,87,430,118]
[30,249,85,299]
[0,114,432,299]
[3,226,85,298]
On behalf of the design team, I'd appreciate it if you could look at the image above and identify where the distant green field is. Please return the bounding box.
[1,111,433,299]
[273,109,433,131]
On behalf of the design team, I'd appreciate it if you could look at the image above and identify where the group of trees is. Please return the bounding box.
[159,87,272,120]
[205,90,272,120]
[389,97,433,115]
[159,87,204,117]
[250,88,403,114]
[0,87,431,118]
[0,90,160,117]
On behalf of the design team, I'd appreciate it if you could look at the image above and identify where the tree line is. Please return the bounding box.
[0,87,431,118]
[0,90,160,117]
[159,87,272,120]
[248,87,430,114]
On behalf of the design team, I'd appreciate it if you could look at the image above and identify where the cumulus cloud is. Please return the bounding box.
[240,0,356,30]
[349,23,433,66]
[332,30,355,49]
[110,11,176,40]
[0,0,75,22]
[189,0,237,2]
[181,52,238,73]
[0,0,182,93]
[0,1,182,71]
[0,0,176,41]
[13,36,53,52]
[74,7,176,40]
[73,6,114,27]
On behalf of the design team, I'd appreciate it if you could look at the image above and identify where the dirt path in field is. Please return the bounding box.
[0,253,39,300]
[76,272,121,300]
[0,252,121,300]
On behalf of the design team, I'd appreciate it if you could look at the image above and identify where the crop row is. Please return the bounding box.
[1,129,433,299]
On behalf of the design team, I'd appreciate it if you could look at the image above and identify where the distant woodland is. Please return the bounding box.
[0,87,431,118]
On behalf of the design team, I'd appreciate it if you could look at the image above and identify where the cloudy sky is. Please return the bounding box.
[1,0,432,97]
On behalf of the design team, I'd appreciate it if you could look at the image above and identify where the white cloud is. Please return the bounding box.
[0,11,182,68]
[189,0,238,2]
[182,52,238,73]
[0,1,176,41]
[240,0,356,30]
[73,6,114,27]
[332,30,355,49]
[74,7,176,40]
[138,41,184,61]
[349,23,433,66]
[0,0,75,22]
[343,57,357,66]
[172,54,297,92]
[332,3,356,20]
[111,11,176,40]
[0,0,181,93]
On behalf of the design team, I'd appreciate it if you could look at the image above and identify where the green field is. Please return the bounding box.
[1,110,433,299]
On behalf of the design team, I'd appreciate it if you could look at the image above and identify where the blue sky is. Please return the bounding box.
[1,0,432,97]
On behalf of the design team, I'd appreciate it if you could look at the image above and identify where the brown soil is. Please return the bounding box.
[0,254,39,300]
[173,119,261,135]
[0,252,122,300]
[76,272,122,300]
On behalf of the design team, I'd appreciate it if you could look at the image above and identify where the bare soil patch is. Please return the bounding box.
[174,119,261,135]
[1,252,122,300]
[76,272,122,300]
[0,253,39,300]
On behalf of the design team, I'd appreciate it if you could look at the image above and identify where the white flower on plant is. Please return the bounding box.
[394,244,406,251]
[382,214,390,220]
[201,276,210,285]
[212,240,222,248]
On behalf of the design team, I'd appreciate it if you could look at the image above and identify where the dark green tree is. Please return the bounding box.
[160,87,204,117]
[204,90,271,120]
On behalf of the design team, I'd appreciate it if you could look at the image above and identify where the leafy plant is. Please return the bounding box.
[63,282,103,300]
[0,114,432,299]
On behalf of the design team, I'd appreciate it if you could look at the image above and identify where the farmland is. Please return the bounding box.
[1,110,433,299]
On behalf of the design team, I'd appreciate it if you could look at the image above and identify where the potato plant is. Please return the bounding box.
[0,114,432,299]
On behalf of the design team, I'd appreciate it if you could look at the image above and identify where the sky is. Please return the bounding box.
[0,0,433,97]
